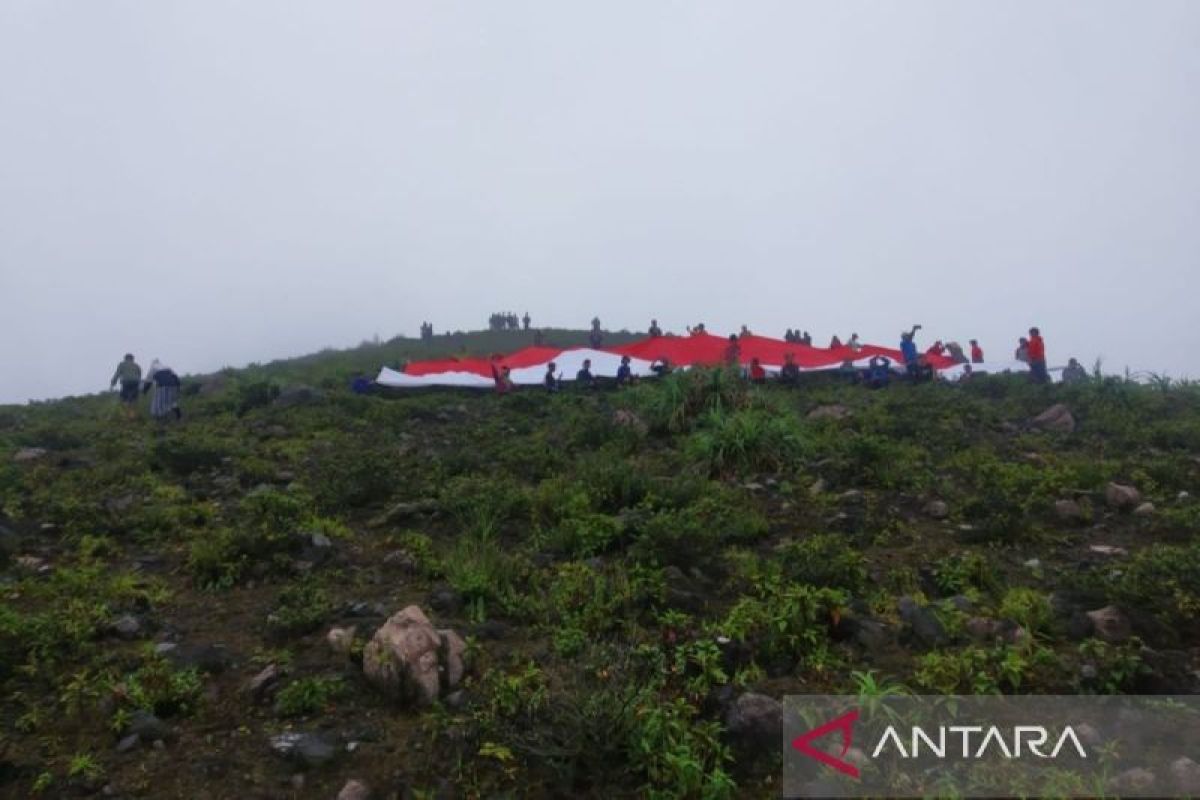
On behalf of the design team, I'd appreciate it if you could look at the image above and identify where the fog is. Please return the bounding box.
[2,1,1197,403]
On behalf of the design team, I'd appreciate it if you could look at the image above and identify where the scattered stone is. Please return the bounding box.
[1089,544,1127,557]
[808,478,827,496]
[742,482,764,492]
[362,606,466,706]
[15,555,48,573]
[1024,558,1041,570]
[1114,767,1156,794]
[471,619,511,641]
[723,692,782,748]
[127,710,171,742]
[309,532,333,549]
[1087,605,1132,643]
[269,731,337,767]
[612,409,647,434]
[1171,757,1200,795]
[273,386,324,408]
[897,597,948,648]
[338,779,373,800]
[1054,499,1086,523]
[327,626,357,656]
[444,690,467,710]
[839,489,864,504]
[245,664,281,702]
[382,549,419,573]
[164,643,233,674]
[965,617,1003,641]
[923,500,949,520]
[807,404,852,421]
[427,586,462,615]
[852,618,893,650]
[153,642,178,656]
[12,447,49,463]
[111,614,142,640]
[1031,403,1075,433]
[1133,502,1156,517]
[1106,482,1141,511]
[116,734,140,753]
[369,499,438,528]
[948,595,974,612]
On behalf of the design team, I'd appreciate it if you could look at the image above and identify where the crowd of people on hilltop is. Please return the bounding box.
[488,311,532,331]
[110,316,1092,413]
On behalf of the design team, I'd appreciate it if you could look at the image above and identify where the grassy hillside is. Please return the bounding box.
[1,331,1198,798]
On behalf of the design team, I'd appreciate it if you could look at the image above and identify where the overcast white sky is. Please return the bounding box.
[2,1,1197,402]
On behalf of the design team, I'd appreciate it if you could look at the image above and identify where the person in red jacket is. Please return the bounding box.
[969,339,984,363]
[748,357,767,384]
[1026,327,1048,383]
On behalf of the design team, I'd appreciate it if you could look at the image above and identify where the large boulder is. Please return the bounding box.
[723,692,782,749]
[898,597,948,649]
[362,606,466,706]
[1086,605,1132,643]
[1031,404,1076,433]
[1105,482,1141,511]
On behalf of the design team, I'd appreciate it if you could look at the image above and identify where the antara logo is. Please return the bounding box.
[791,709,1089,779]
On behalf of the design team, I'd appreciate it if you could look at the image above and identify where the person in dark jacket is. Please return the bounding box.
[575,359,595,389]
[616,355,634,386]
[779,352,801,385]
[143,359,182,420]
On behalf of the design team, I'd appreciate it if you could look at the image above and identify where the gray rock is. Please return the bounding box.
[362,606,466,706]
[808,478,828,496]
[898,597,948,648]
[165,643,233,674]
[1087,605,1132,642]
[808,404,852,421]
[370,499,438,528]
[923,500,949,520]
[965,617,1003,641]
[127,710,171,742]
[12,447,49,463]
[723,692,782,748]
[338,779,373,800]
[382,549,419,573]
[111,614,142,640]
[309,532,332,549]
[1113,767,1155,794]
[1031,404,1075,433]
[116,734,140,753]
[1133,502,1156,517]
[327,626,357,656]
[1171,757,1200,795]
[427,586,462,615]
[1054,499,1086,523]
[853,618,893,650]
[245,664,281,702]
[948,595,974,612]
[269,731,337,767]
[1105,482,1141,510]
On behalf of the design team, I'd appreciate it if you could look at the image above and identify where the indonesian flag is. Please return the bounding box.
[376,332,1033,388]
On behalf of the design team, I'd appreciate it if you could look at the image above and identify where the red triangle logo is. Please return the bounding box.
[790,708,861,779]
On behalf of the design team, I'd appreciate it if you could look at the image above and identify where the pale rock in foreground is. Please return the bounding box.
[362,606,467,706]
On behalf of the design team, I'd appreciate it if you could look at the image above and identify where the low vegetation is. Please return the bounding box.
[1,330,1198,797]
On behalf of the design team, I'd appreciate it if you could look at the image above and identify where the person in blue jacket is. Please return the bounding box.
[899,324,922,378]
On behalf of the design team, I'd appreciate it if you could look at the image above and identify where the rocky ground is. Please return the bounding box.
[1,333,1198,798]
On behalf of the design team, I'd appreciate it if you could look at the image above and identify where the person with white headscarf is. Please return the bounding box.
[142,359,182,420]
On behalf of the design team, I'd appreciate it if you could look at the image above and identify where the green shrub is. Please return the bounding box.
[687,408,808,476]
[120,657,204,717]
[714,577,843,668]
[267,579,332,637]
[998,588,1053,634]
[777,534,867,594]
[932,551,997,596]
[275,675,345,716]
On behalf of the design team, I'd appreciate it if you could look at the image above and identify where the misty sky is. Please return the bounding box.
[2,1,1198,403]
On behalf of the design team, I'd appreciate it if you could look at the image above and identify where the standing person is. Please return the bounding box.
[522,312,531,330]
[829,334,843,348]
[748,357,767,384]
[616,355,634,386]
[779,352,801,385]
[490,355,511,395]
[544,362,560,393]
[899,324,922,378]
[576,359,595,389]
[142,360,182,420]
[724,334,741,366]
[847,333,862,352]
[945,341,967,364]
[970,339,984,363]
[1027,327,1048,383]
[109,353,142,418]
[589,317,603,348]
[1014,337,1030,363]
[648,319,663,337]
[1062,357,1088,383]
